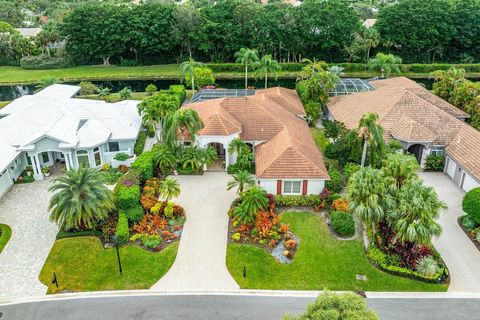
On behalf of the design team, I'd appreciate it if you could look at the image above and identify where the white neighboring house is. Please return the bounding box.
[0,84,142,197]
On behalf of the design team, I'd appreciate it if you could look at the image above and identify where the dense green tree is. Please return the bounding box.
[449,0,480,63]
[185,67,215,89]
[49,167,114,229]
[0,1,25,27]
[376,0,455,63]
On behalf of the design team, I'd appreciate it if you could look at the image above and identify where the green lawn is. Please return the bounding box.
[39,237,178,293]
[226,212,447,292]
[0,224,12,254]
[0,101,10,109]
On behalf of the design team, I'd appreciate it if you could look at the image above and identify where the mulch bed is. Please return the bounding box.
[457,216,480,252]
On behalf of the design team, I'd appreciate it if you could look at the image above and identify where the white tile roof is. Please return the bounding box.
[0,84,142,171]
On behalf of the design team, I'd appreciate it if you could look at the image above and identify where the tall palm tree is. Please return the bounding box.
[181,146,203,172]
[381,153,419,190]
[235,48,259,89]
[255,55,282,89]
[346,167,394,227]
[227,170,255,194]
[201,146,218,168]
[138,93,180,138]
[159,177,181,202]
[228,138,249,157]
[180,58,205,91]
[358,113,385,167]
[392,180,446,245]
[49,168,114,229]
[368,53,402,78]
[162,109,203,147]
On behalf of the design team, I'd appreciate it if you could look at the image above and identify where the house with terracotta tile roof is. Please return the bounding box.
[182,87,330,195]
[326,76,480,192]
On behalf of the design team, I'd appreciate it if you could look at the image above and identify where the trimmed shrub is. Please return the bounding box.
[425,154,444,171]
[134,131,147,155]
[463,188,480,224]
[116,185,141,210]
[145,84,157,94]
[274,194,322,207]
[114,152,130,161]
[115,212,129,244]
[78,81,99,95]
[325,167,342,193]
[124,204,145,223]
[330,211,355,237]
[131,151,155,181]
[20,54,73,69]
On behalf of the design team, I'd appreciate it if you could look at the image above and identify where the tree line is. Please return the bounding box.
[1,0,480,66]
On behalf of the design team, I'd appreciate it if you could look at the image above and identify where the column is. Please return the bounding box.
[224,146,229,170]
[65,152,71,171]
[34,154,41,175]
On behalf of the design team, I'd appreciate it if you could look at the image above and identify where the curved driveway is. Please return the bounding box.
[152,172,239,291]
[420,172,480,292]
[0,180,58,298]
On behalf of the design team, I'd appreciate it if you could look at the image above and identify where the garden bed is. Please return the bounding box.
[458,216,480,252]
[0,224,12,254]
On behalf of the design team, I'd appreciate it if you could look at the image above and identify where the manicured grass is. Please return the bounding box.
[0,224,12,254]
[39,237,178,293]
[77,90,194,103]
[226,212,447,291]
[0,101,10,109]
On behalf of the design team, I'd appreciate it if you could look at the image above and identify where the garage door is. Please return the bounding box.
[445,157,456,179]
[0,170,12,198]
[461,172,480,192]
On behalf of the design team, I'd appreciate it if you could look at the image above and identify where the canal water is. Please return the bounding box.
[0,77,455,101]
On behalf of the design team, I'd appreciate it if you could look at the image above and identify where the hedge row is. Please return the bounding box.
[274,194,322,207]
[115,212,129,243]
[330,211,355,237]
[134,131,147,156]
[56,229,103,239]
[131,151,156,181]
[207,62,480,74]
[367,246,446,283]
[20,54,73,70]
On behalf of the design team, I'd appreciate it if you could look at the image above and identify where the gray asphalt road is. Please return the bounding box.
[1,295,480,320]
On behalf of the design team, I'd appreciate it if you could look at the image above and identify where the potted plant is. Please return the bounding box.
[25,165,33,176]
[41,166,50,177]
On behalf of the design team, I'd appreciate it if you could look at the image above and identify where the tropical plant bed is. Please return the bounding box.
[0,224,12,254]
[39,237,178,294]
[458,216,480,252]
[226,212,447,291]
[15,169,35,184]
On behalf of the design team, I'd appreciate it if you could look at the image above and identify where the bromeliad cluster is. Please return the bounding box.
[228,187,298,260]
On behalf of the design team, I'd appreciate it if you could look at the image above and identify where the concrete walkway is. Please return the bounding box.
[152,172,240,291]
[420,172,480,292]
[0,180,58,298]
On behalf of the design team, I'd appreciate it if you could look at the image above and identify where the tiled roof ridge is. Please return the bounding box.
[215,111,242,134]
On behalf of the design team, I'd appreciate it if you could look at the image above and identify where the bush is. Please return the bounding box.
[425,154,445,171]
[78,81,99,95]
[115,212,129,244]
[134,131,147,155]
[114,152,130,161]
[185,67,215,89]
[415,256,439,277]
[274,194,322,207]
[330,211,355,236]
[463,188,480,224]
[143,234,162,248]
[304,101,321,126]
[20,54,73,70]
[131,151,155,181]
[145,84,157,94]
[461,215,477,231]
[124,204,145,223]
[168,84,186,105]
[116,185,141,210]
[325,167,342,193]
[343,162,360,182]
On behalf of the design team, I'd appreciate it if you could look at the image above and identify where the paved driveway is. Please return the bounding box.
[152,172,240,291]
[0,180,58,298]
[420,172,480,292]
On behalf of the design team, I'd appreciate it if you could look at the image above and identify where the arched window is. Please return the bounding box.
[93,147,102,166]
[76,150,90,168]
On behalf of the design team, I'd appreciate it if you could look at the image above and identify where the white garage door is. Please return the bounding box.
[461,172,480,192]
[445,157,456,179]
[0,169,12,198]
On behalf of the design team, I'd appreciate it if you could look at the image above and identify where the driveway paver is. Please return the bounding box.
[420,172,480,292]
[152,172,240,291]
[0,180,58,298]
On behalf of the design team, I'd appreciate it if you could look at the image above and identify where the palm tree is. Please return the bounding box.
[358,113,385,167]
[381,153,419,190]
[180,58,205,91]
[201,146,218,168]
[118,87,133,100]
[154,144,177,175]
[255,55,282,89]
[368,53,402,78]
[235,48,259,89]
[97,87,112,101]
[234,186,268,224]
[227,170,255,194]
[181,146,203,172]
[346,167,394,227]
[138,93,180,139]
[49,168,114,229]
[298,58,329,80]
[329,65,345,77]
[392,180,446,245]
[35,76,61,92]
[362,27,381,61]
[162,109,203,147]
[159,177,181,202]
